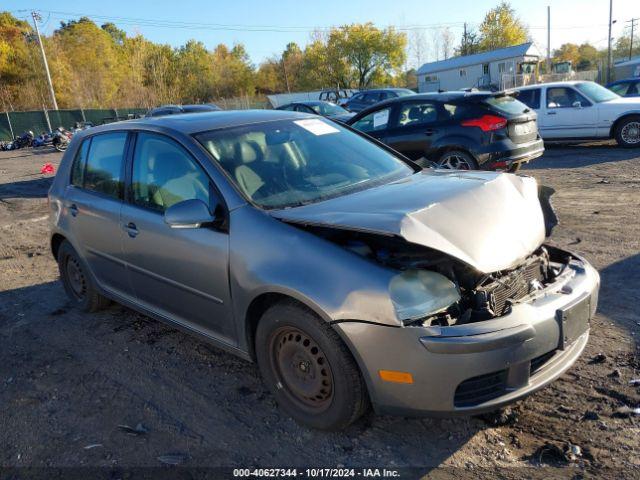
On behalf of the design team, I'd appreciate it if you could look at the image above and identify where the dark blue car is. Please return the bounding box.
[606,78,640,97]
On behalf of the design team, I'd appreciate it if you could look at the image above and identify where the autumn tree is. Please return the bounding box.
[478,2,529,51]
[305,23,406,89]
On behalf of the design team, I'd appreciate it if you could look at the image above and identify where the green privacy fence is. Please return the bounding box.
[0,108,148,141]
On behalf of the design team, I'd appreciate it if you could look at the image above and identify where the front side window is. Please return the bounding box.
[397,102,438,127]
[131,133,210,212]
[546,87,590,108]
[196,118,413,209]
[83,132,127,199]
[351,107,391,132]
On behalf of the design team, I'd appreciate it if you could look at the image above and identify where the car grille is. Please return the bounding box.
[454,369,508,407]
[509,120,538,144]
[454,350,558,408]
[476,257,546,317]
[530,350,557,375]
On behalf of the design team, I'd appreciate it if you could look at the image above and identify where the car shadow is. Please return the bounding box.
[597,253,640,331]
[0,280,485,471]
[0,177,53,200]
[524,142,640,170]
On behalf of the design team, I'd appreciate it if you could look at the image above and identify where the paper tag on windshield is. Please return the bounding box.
[294,118,340,136]
[373,109,389,128]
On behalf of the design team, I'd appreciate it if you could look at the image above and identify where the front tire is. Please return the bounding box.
[57,240,109,312]
[615,115,640,148]
[255,301,369,430]
[436,150,478,170]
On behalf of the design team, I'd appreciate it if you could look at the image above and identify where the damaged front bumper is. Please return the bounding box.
[333,253,599,416]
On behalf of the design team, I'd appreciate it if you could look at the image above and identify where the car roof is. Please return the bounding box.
[515,81,591,90]
[80,110,315,136]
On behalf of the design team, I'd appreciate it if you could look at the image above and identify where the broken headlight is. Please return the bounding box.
[389,270,461,322]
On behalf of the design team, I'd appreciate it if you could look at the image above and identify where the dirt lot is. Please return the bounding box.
[0,144,638,478]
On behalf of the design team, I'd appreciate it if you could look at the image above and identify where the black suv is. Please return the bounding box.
[346,91,544,171]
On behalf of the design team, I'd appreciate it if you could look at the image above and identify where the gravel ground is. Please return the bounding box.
[0,144,638,479]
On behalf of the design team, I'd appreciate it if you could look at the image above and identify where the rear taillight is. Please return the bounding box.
[461,115,507,132]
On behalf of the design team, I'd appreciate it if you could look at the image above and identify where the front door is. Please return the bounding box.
[383,100,440,161]
[120,132,235,344]
[349,106,393,142]
[539,86,598,138]
[63,132,132,299]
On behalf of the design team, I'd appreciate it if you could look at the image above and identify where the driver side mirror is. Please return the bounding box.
[164,198,223,229]
[572,101,583,108]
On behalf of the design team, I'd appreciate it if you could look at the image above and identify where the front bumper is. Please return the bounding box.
[333,255,599,416]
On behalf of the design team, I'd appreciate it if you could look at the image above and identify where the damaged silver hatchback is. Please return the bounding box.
[48,110,599,430]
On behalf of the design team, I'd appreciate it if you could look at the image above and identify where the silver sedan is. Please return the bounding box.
[48,110,599,430]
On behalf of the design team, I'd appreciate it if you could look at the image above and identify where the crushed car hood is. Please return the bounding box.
[271,170,546,273]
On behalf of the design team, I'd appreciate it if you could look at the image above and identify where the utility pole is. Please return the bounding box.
[607,0,614,83]
[463,23,467,54]
[547,6,551,74]
[31,11,58,110]
[627,18,638,60]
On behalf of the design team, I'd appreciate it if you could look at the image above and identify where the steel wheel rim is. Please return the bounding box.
[65,256,87,300]
[269,326,334,412]
[439,154,472,170]
[621,122,640,144]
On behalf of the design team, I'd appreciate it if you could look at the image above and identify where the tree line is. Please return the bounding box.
[1,2,637,111]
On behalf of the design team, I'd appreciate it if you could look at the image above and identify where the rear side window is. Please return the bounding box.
[70,139,90,187]
[516,89,541,109]
[84,132,128,199]
[397,101,438,127]
[483,96,530,114]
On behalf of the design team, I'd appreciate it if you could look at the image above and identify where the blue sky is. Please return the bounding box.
[6,0,639,66]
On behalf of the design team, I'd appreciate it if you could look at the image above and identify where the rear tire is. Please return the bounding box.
[57,240,110,312]
[614,115,640,148]
[255,301,369,430]
[436,150,478,170]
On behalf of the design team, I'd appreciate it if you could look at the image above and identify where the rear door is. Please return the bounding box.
[63,131,133,299]
[539,86,597,138]
[382,99,440,160]
[120,132,235,343]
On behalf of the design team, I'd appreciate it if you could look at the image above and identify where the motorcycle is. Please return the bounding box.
[32,132,53,148]
[13,130,35,149]
[52,127,72,152]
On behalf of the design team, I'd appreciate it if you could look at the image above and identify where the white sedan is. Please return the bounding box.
[514,81,640,147]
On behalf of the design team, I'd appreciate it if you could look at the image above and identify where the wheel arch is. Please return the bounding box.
[244,291,333,361]
[609,111,640,138]
[50,232,67,260]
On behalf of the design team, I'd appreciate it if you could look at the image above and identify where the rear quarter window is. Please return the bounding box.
[70,138,90,187]
[515,89,541,109]
[483,96,530,114]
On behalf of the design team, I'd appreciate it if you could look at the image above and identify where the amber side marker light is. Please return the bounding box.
[378,370,414,384]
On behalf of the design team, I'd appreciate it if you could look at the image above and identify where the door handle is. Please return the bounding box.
[425,128,437,135]
[547,111,557,115]
[68,204,78,217]
[124,222,139,238]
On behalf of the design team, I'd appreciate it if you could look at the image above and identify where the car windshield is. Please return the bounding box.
[574,82,619,103]
[196,118,414,209]
[309,103,349,115]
